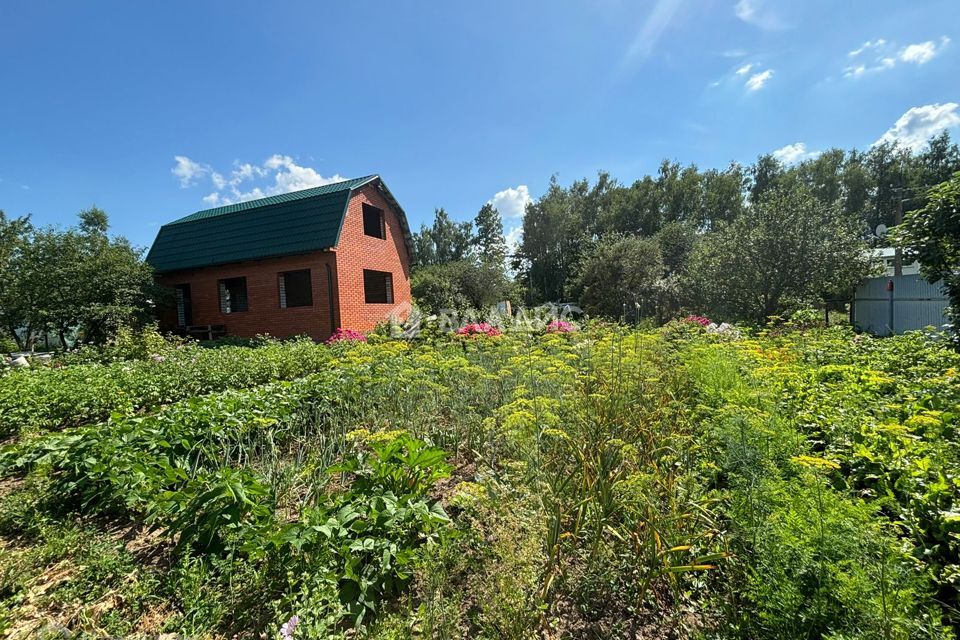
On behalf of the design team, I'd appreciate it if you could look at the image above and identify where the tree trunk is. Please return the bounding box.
[7,325,24,351]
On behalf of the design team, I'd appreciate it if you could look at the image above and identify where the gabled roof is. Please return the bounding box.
[146,175,412,274]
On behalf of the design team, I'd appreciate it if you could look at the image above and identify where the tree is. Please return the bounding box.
[571,235,663,318]
[412,223,436,266]
[411,208,474,266]
[657,160,703,224]
[430,208,473,264]
[516,176,592,303]
[686,183,871,323]
[895,171,960,340]
[749,154,786,204]
[411,260,519,314]
[865,141,912,232]
[472,203,507,267]
[699,163,747,229]
[1,208,154,348]
[0,211,33,349]
[601,176,662,236]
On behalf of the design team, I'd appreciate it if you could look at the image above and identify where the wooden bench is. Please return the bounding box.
[185,324,227,341]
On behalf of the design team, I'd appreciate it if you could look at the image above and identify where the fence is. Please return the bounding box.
[852,275,950,336]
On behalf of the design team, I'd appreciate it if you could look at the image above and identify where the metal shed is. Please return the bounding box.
[852,275,950,336]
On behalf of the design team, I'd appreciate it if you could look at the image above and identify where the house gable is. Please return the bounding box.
[333,183,413,331]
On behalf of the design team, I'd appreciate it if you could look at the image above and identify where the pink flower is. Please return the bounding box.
[280,614,299,639]
[456,323,502,337]
[683,315,711,327]
[545,320,575,333]
[325,328,367,345]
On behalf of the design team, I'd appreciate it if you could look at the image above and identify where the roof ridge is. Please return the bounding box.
[167,174,378,225]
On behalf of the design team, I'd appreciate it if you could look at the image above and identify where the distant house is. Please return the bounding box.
[852,247,949,335]
[869,247,921,277]
[146,175,413,341]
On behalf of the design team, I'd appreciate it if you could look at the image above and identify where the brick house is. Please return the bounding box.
[146,175,413,341]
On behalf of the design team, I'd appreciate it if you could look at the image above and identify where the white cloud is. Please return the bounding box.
[263,155,346,195]
[735,63,754,76]
[745,68,774,91]
[172,155,346,206]
[843,36,949,78]
[505,225,524,257]
[772,142,820,164]
[487,185,532,261]
[874,102,960,152]
[843,64,866,78]
[848,39,885,57]
[734,0,784,30]
[899,36,949,64]
[171,155,209,187]
[489,185,532,219]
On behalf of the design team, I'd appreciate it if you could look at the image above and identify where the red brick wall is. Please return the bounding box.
[334,183,413,332]
[156,252,340,341]
[154,180,413,340]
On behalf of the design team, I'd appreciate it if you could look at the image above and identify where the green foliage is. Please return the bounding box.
[513,134,960,320]
[896,171,960,341]
[0,326,957,638]
[413,208,474,266]
[571,234,664,318]
[0,336,332,436]
[473,203,508,267]
[686,182,872,323]
[411,260,519,314]
[54,323,187,364]
[0,208,154,349]
[282,435,451,625]
[0,211,33,350]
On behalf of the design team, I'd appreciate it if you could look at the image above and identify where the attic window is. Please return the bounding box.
[279,269,313,308]
[362,203,385,239]
[363,269,393,304]
[218,277,248,313]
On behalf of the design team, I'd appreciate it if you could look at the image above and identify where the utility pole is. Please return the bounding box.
[893,166,904,277]
[893,190,903,276]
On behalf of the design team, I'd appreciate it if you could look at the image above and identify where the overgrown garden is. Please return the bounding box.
[1,322,957,639]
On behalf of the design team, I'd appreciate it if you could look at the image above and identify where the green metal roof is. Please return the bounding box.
[147,175,394,274]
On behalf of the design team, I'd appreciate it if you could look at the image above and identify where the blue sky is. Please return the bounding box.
[1,0,958,251]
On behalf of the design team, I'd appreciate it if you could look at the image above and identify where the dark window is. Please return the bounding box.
[363,269,393,304]
[175,284,192,327]
[218,277,248,313]
[362,203,385,239]
[279,269,313,308]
